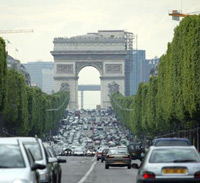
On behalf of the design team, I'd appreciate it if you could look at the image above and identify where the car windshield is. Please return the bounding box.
[109,148,128,154]
[23,142,43,161]
[0,144,25,168]
[149,148,200,163]
[155,140,189,146]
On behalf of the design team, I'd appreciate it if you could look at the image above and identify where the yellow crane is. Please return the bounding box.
[0,29,34,34]
[169,10,200,21]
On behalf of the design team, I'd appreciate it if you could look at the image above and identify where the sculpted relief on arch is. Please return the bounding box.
[76,62,103,75]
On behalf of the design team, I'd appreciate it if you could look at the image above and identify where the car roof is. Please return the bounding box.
[152,137,191,145]
[149,145,196,150]
[0,137,19,144]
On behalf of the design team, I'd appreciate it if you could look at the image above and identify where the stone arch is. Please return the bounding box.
[76,62,103,76]
[52,30,127,109]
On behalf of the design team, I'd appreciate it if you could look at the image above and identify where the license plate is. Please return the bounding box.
[114,161,124,164]
[162,168,186,174]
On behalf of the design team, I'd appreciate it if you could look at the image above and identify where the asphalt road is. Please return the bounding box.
[60,156,140,183]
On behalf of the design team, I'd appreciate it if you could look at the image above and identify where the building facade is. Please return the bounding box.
[125,50,159,96]
[7,55,31,86]
[23,62,54,94]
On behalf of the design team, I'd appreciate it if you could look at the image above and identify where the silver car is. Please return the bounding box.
[0,137,45,183]
[17,137,58,183]
[133,146,200,183]
[105,146,131,169]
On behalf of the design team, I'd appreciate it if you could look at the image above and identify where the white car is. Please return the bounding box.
[73,147,85,156]
[133,146,200,183]
[0,137,45,183]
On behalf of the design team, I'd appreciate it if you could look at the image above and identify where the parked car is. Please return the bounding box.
[132,146,200,183]
[43,143,66,183]
[18,137,58,183]
[151,137,191,146]
[0,137,45,183]
[105,146,131,169]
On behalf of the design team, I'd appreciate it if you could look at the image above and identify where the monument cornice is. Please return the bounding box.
[100,76,125,80]
[51,50,127,56]
[54,76,79,80]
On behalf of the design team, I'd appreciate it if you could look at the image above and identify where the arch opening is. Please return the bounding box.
[78,66,101,109]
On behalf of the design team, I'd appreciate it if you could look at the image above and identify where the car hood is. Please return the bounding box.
[0,168,31,183]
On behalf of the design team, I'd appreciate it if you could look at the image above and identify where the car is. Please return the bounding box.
[96,146,107,161]
[61,148,72,156]
[132,146,200,183]
[105,146,131,169]
[73,147,85,156]
[17,137,58,183]
[101,148,109,162]
[43,143,66,183]
[83,125,88,130]
[95,140,101,146]
[0,137,46,183]
[128,142,144,161]
[151,137,191,146]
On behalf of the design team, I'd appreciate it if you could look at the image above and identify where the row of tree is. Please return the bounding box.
[0,37,69,137]
[111,15,200,138]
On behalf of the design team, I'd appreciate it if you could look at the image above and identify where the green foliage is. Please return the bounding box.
[0,38,7,112]
[0,37,70,137]
[111,15,200,137]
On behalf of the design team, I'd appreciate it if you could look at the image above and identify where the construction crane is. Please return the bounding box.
[0,29,34,34]
[169,10,200,21]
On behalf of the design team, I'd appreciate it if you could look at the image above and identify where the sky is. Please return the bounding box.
[0,0,199,108]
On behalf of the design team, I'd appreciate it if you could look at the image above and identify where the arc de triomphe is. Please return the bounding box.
[51,30,127,109]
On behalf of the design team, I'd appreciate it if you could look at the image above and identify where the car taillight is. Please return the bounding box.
[107,155,114,158]
[143,171,155,179]
[123,155,130,159]
[195,172,200,178]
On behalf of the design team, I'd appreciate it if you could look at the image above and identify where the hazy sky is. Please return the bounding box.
[1,0,199,62]
[1,0,199,108]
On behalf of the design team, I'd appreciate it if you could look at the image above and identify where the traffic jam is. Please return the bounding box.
[50,109,200,183]
[1,108,200,183]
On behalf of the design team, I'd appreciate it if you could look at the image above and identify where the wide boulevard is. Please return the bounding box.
[61,156,140,183]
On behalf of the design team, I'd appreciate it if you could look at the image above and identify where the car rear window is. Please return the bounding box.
[109,148,128,154]
[0,145,25,168]
[149,148,200,163]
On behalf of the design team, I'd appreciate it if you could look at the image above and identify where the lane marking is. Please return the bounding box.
[77,161,97,183]
[91,156,95,162]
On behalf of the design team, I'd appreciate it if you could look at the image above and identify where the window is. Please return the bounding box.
[149,148,200,163]
[0,145,25,168]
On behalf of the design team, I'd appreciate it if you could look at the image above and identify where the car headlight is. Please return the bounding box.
[13,180,29,183]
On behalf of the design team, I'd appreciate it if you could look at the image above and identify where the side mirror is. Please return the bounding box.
[57,157,67,163]
[32,163,46,171]
[48,157,58,163]
[131,163,140,169]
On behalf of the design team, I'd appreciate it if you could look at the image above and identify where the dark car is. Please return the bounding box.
[101,148,109,163]
[151,137,191,146]
[61,148,72,156]
[128,142,144,161]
